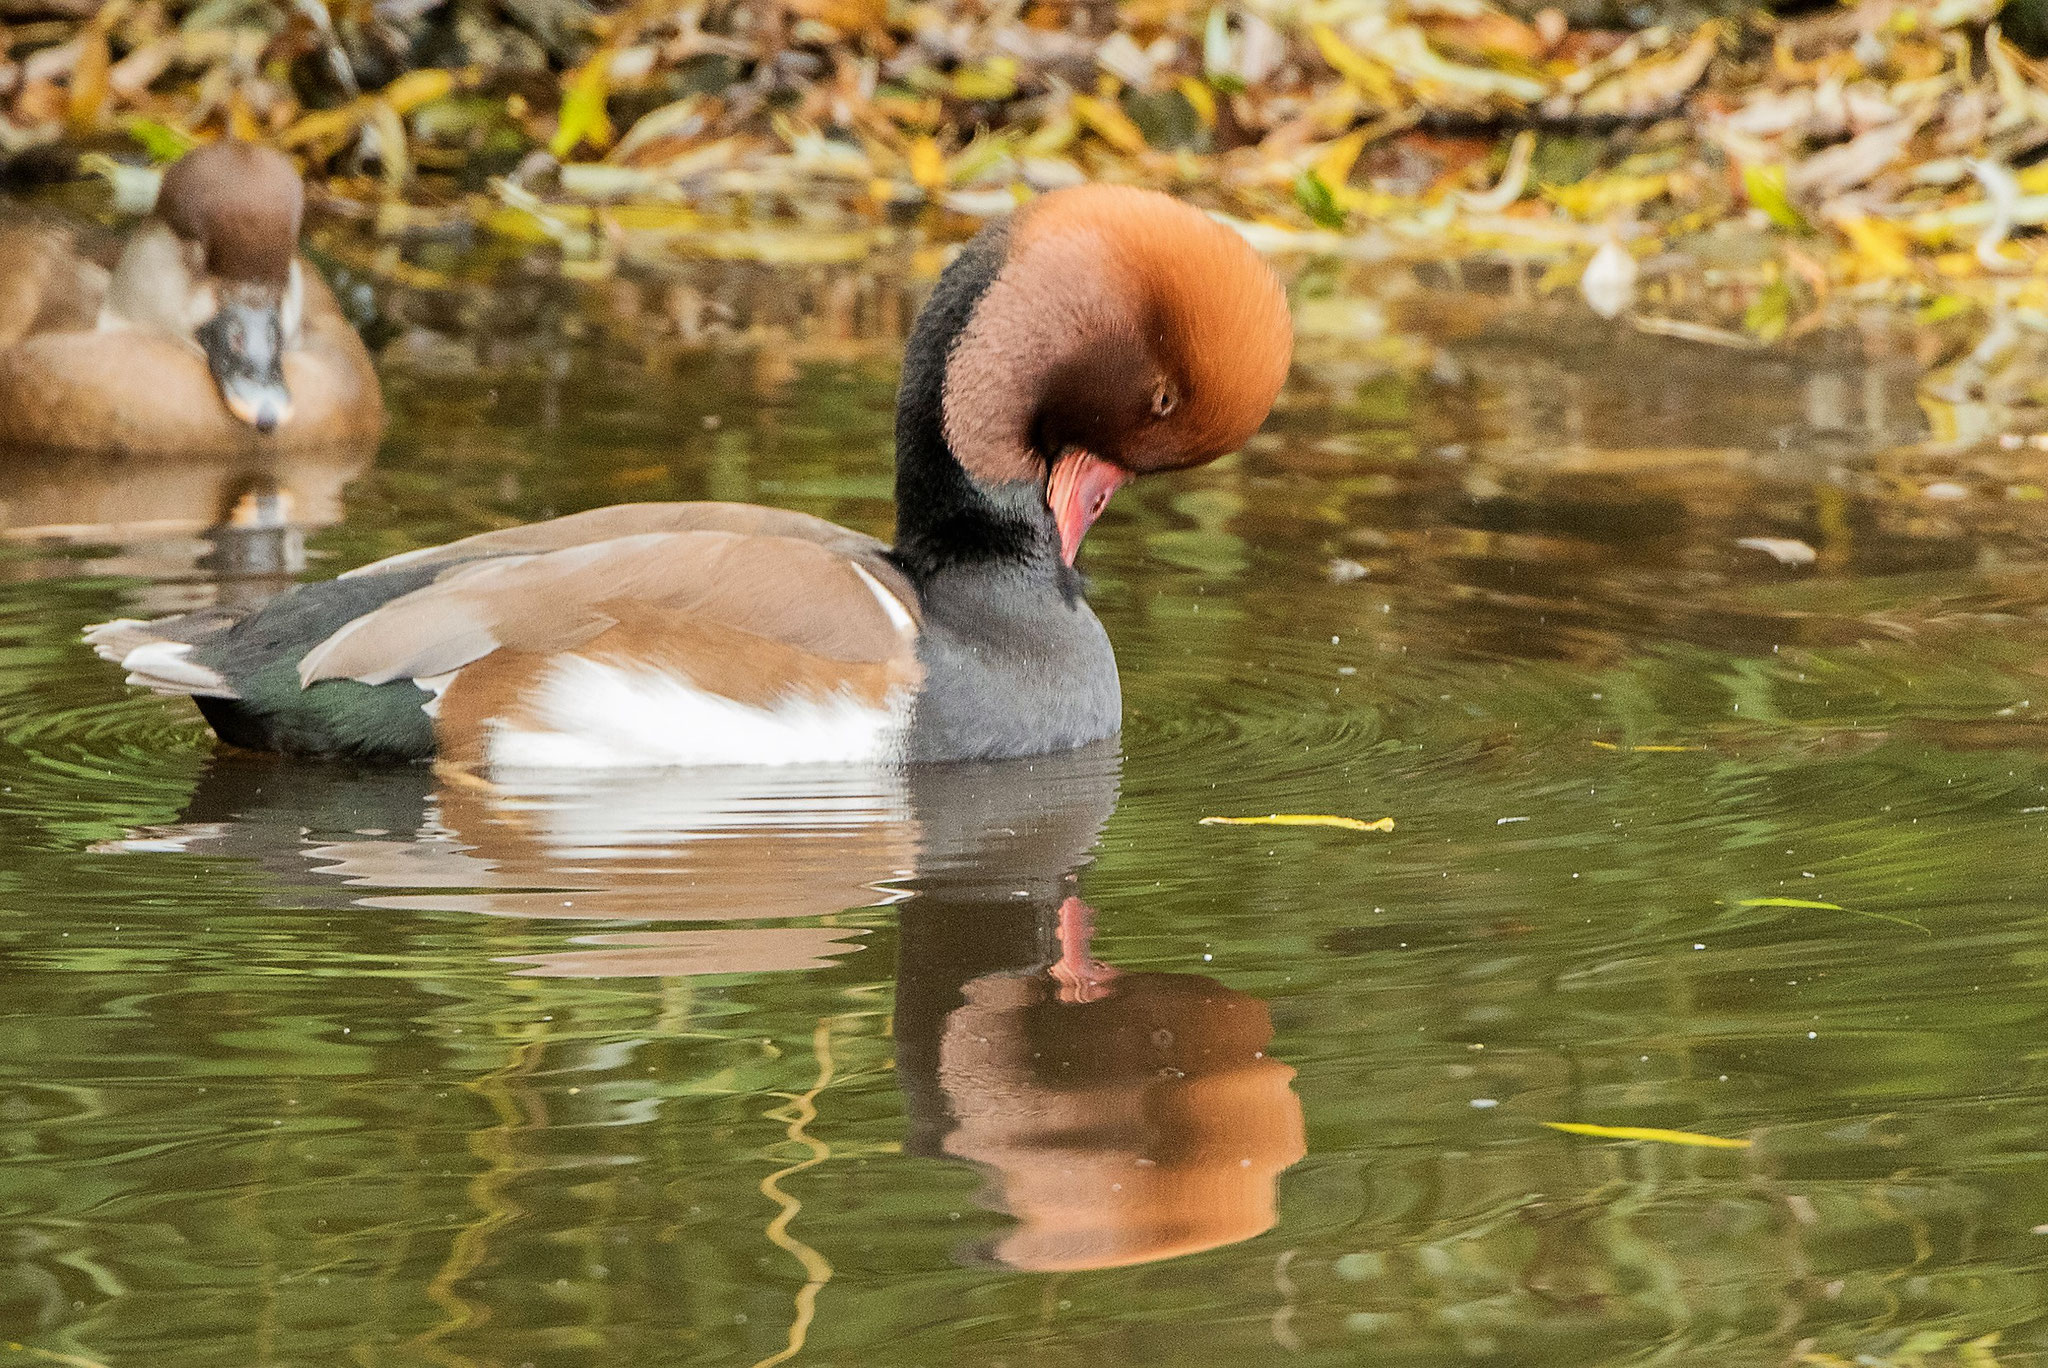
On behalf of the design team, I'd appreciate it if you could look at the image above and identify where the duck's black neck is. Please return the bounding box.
[889,224,1064,588]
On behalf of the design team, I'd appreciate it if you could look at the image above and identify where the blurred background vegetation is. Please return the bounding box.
[7,0,2048,306]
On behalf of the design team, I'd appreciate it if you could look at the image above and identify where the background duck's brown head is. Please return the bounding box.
[157,141,306,432]
[940,185,1293,563]
[158,140,303,288]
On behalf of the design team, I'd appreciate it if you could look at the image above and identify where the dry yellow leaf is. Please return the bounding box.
[1200,814,1396,832]
[1310,25,1400,106]
[1072,95,1148,154]
[907,135,946,190]
[481,204,570,244]
[1541,172,1669,219]
[553,52,615,158]
[367,99,410,190]
[280,104,366,150]
[1831,213,1914,277]
[382,68,456,115]
[67,24,111,134]
[1175,75,1217,128]
[227,93,263,144]
[608,203,707,233]
[1572,21,1718,119]
[1021,108,1079,157]
[952,57,1019,102]
[1312,127,1371,190]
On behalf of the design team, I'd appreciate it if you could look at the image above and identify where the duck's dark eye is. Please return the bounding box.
[1151,384,1177,419]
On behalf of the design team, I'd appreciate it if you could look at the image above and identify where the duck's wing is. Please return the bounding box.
[95,513,924,767]
[342,501,909,597]
[302,528,916,684]
[313,527,922,768]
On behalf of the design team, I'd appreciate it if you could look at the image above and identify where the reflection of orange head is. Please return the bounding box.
[938,970,1305,1271]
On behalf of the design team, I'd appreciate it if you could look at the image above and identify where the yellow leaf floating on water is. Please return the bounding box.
[1590,741,1703,752]
[1200,814,1395,832]
[1736,896,1929,933]
[1543,1121,1752,1149]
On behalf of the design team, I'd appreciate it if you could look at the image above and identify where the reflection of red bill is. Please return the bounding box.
[1047,449,1130,565]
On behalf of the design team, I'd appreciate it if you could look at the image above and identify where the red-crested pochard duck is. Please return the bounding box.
[86,184,1291,768]
[0,140,383,455]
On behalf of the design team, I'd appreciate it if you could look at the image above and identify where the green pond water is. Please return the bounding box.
[7,259,2048,1368]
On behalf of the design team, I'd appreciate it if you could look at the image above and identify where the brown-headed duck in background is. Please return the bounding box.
[0,140,384,457]
[87,184,1291,768]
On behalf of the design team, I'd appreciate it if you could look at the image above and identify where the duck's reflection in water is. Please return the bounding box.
[115,754,914,974]
[0,438,375,610]
[897,757,1306,1270]
[109,744,1304,1268]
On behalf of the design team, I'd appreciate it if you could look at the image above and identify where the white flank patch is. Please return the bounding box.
[487,655,908,770]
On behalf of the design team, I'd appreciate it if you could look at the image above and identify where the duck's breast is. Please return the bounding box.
[906,565,1122,763]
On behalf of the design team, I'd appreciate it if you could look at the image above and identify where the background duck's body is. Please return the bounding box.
[0,143,383,457]
[88,185,1291,769]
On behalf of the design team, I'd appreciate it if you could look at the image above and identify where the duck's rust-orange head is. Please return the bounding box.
[940,185,1292,563]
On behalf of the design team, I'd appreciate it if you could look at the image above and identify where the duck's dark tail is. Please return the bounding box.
[84,611,245,699]
[86,570,444,760]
